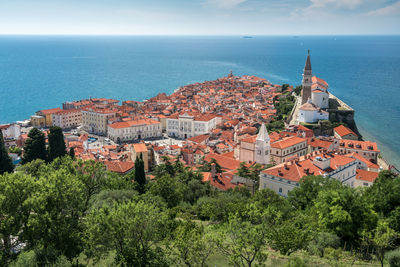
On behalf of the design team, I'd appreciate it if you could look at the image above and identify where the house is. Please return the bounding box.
[103,161,135,175]
[334,125,358,140]
[338,139,380,163]
[108,119,162,143]
[166,112,218,139]
[259,151,358,197]
[52,109,82,129]
[81,106,118,135]
[354,169,379,187]
[31,107,62,127]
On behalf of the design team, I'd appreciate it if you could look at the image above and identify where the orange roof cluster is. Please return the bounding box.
[38,108,62,115]
[262,151,356,182]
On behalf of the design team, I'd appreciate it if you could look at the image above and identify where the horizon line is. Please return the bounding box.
[0,33,399,37]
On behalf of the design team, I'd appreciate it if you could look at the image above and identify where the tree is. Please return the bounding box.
[371,220,399,267]
[218,213,268,267]
[308,232,340,257]
[22,128,47,164]
[68,147,75,159]
[314,184,378,244]
[169,218,216,267]
[236,162,250,178]
[288,175,330,210]
[367,170,400,217]
[0,173,37,265]
[268,213,312,256]
[294,85,302,96]
[47,126,66,162]
[135,154,146,194]
[84,200,169,266]
[0,130,14,174]
[195,192,248,222]
[24,166,86,262]
[149,175,185,208]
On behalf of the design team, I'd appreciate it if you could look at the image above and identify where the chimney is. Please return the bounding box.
[284,163,289,170]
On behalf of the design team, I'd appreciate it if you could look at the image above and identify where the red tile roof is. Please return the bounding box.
[334,125,358,138]
[356,169,379,182]
[104,161,134,174]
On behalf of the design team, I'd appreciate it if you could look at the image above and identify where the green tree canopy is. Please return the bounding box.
[47,126,66,162]
[22,128,47,164]
[84,200,170,266]
[0,130,14,175]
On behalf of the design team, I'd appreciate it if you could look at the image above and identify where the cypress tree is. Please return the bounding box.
[0,130,14,174]
[22,128,47,164]
[47,126,66,162]
[69,147,75,159]
[135,154,146,194]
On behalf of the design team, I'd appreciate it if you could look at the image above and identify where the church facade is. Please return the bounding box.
[298,50,329,123]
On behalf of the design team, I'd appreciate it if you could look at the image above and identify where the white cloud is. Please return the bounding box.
[367,1,400,15]
[307,0,363,9]
[203,0,247,9]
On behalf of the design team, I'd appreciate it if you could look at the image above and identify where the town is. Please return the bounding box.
[1,52,394,196]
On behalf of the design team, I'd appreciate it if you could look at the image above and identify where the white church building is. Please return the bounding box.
[298,50,330,123]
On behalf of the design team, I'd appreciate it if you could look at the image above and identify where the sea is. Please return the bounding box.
[0,35,399,167]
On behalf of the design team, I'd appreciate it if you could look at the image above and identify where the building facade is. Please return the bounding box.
[166,112,217,139]
[81,107,117,135]
[108,119,162,143]
[270,136,308,164]
[52,109,82,129]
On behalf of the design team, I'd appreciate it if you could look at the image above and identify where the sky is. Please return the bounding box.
[0,0,399,35]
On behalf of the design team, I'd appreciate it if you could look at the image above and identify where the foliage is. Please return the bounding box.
[194,191,248,222]
[217,213,268,267]
[8,145,22,156]
[288,175,332,210]
[268,212,312,256]
[134,154,146,194]
[84,200,170,266]
[149,174,185,208]
[370,220,399,267]
[294,85,302,96]
[386,248,400,267]
[47,126,67,162]
[22,128,47,164]
[69,147,75,159]
[308,232,340,257]
[168,218,216,267]
[0,130,14,174]
[314,181,378,244]
[367,171,400,218]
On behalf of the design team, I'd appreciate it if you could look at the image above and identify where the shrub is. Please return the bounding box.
[308,232,340,257]
[387,249,400,267]
[285,256,308,267]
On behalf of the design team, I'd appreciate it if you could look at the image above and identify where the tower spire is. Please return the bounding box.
[304,49,312,71]
[301,50,313,105]
[257,123,270,142]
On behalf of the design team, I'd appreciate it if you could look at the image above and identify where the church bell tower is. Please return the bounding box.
[301,50,312,105]
[255,123,270,165]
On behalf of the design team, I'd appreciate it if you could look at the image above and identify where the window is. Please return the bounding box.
[265,151,268,155]
[279,188,282,193]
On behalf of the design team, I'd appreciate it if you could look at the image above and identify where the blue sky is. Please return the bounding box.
[0,0,399,35]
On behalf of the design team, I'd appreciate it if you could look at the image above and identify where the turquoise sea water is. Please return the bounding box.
[0,36,399,166]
